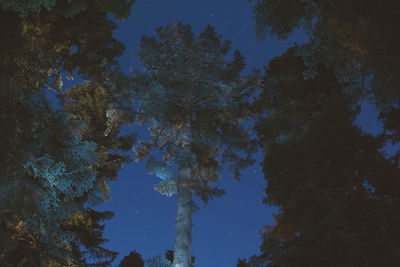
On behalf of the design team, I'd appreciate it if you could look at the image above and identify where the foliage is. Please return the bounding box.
[250,0,399,89]
[0,2,128,93]
[132,22,256,203]
[60,71,136,201]
[0,0,135,19]
[0,0,135,265]
[0,88,99,265]
[251,48,400,266]
[250,0,400,159]
[118,249,197,267]
[118,250,144,267]
[60,209,118,267]
[145,253,171,267]
[236,256,265,267]
[236,258,250,267]
[131,22,256,267]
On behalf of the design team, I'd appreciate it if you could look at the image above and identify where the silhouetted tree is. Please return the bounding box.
[250,0,400,159]
[236,258,250,267]
[119,250,144,267]
[250,48,400,266]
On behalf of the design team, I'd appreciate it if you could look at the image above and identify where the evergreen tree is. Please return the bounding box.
[250,0,400,159]
[118,250,144,267]
[0,1,136,265]
[0,0,134,19]
[60,209,118,266]
[250,48,400,266]
[236,258,250,267]
[145,253,171,267]
[132,23,256,267]
[60,70,136,201]
[0,90,99,266]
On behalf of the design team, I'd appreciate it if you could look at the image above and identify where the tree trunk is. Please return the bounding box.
[173,121,192,267]
[172,169,192,267]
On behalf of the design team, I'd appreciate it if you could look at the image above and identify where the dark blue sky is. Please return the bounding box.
[95,1,391,266]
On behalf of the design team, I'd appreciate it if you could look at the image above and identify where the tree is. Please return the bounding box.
[145,253,171,267]
[251,48,400,266]
[60,70,136,201]
[132,23,256,267]
[0,91,100,266]
[236,258,250,267]
[250,0,400,159]
[0,0,136,265]
[60,209,118,266]
[119,250,144,267]
[250,0,399,93]
[0,0,135,19]
[236,256,264,267]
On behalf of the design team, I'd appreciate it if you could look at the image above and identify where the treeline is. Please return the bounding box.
[1,0,399,267]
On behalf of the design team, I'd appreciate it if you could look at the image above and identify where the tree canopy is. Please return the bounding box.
[3,1,400,266]
[118,250,144,267]
[251,0,400,160]
[248,48,400,267]
[0,0,136,265]
[132,22,256,202]
[0,0,135,19]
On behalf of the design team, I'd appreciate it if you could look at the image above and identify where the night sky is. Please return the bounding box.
[95,1,388,266]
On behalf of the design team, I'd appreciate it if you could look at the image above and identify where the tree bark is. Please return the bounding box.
[173,121,192,267]
[172,169,192,267]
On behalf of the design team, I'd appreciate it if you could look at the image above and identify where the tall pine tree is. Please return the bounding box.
[250,48,400,266]
[131,23,256,267]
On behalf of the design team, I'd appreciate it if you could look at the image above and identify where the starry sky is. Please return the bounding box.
[95,0,390,266]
